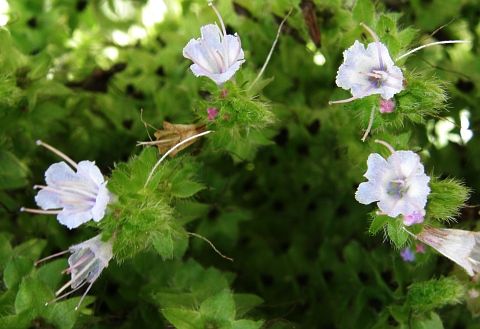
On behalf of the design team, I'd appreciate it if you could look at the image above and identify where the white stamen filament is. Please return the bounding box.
[233,33,242,63]
[36,140,100,188]
[201,37,224,73]
[75,280,95,311]
[375,139,404,180]
[62,252,93,274]
[34,184,97,201]
[45,280,88,307]
[208,2,229,70]
[329,83,376,104]
[55,256,98,297]
[395,40,471,61]
[360,71,383,79]
[20,207,63,215]
[360,22,384,70]
[34,249,71,265]
[183,51,215,75]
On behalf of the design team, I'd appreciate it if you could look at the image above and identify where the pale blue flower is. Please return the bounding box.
[355,140,430,225]
[36,234,114,310]
[183,3,245,86]
[330,23,404,104]
[21,141,111,229]
[400,247,415,262]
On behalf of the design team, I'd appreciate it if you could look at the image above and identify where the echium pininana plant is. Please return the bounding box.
[20,140,113,229]
[183,2,245,87]
[355,139,430,226]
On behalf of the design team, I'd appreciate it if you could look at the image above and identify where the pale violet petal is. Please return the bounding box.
[44,162,77,187]
[57,209,93,229]
[35,189,64,210]
[184,39,219,76]
[78,161,105,186]
[200,24,223,50]
[91,182,110,222]
[389,151,419,177]
[355,181,382,205]
[363,153,389,181]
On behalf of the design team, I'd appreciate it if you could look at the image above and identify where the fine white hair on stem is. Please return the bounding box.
[248,8,293,92]
[395,40,471,61]
[144,130,213,188]
[361,106,376,142]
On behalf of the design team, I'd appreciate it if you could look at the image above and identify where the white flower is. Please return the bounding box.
[20,140,111,229]
[412,226,480,276]
[329,23,404,104]
[36,234,114,310]
[355,140,430,225]
[183,3,245,86]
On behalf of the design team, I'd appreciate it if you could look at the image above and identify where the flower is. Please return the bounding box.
[411,226,480,276]
[207,107,219,120]
[182,3,245,86]
[329,23,404,104]
[355,140,430,225]
[415,243,425,253]
[20,140,111,229]
[36,234,114,310]
[379,97,396,113]
[400,247,415,262]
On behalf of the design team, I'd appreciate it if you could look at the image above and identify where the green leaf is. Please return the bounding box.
[28,52,52,80]
[231,319,264,329]
[0,150,29,190]
[352,0,375,25]
[162,308,203,329]
[170,181,205,198]
[233,294,264,318]
[200,290,236,323]
[47,296,95,329]
[369,214,389,235]
[0,313,32,329]
[387,219,409,248]
[4,257,33,290]
[12,239,47,261]
[0,234,13,269]
[152,227,174,260]
[174,201,209,225]
[411,312,444,329]
[34,259,65,291]
[15,277,53,315]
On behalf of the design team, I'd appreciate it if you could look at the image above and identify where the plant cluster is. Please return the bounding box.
[1,0,480,328]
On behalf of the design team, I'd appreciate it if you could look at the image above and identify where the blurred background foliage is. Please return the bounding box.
[1,0,480,328]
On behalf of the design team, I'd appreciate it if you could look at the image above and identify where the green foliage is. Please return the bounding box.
[1,0,480,328]
[408,277,465,313]
[163,290,263,329]
[427,176,471,222]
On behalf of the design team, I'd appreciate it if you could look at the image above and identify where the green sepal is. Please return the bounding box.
[369,213,389,235]
[387,218,409,249]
